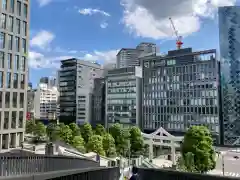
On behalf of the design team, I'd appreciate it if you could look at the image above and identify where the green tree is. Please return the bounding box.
[102,133,116,157]
[33,122,46,140]
[181,125,216,173]
[81,123,93,143]
[72,135,85,153]
[25,120,35,134]
[87,135,105,156]
[177,152,196,172]
[46,123,60,141]
[109,123,129,156]
[129,126,144,157]
[95,124,106,136]
[59,125,73,144]
[69,123,81,136]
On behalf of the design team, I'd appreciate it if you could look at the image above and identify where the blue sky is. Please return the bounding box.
[29,0,239,87]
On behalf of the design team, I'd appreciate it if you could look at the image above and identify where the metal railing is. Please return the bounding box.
[0,167,120,180]
[0,155,100,177]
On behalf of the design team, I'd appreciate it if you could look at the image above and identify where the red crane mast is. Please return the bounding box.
[169,17,183,50]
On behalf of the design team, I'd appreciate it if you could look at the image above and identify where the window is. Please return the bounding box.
[15,37,19,52]
[8,35,13,50]
[6,72,11,88]
[0,92,2,108]
[20,56,25,71]
[4,111,9,129]
[16,19,20,34]
[22,38,26,53]
[0,52,4,68]
[5,92,10,108]
[20,74,25,89]
[14,55,19,71]
[19,111,23,128]
[0,72,3,88]
[23,4,28,18]
[10,0,14,13]
[17,1,21,16]
[2,0,7,11]
[20,93,24,108]
[12,92,17,107]
[8,16,13,32]
[0,14,6,29]
[11,111,16,129]
[22,21,27,36]
[0,32,5,49]
[13,73,18,88]
[7,53,12,69]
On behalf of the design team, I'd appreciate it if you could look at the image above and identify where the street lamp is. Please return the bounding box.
[221,152,226,176]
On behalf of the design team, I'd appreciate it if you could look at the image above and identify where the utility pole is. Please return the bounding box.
[222,153,225,176]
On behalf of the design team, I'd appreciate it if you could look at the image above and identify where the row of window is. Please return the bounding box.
[0,52,26,70]
[2,0,28,19]
[0,72,25,89]
[1,13,27,36]
[0,111,24,130]
[0,32,27,52]
[0,91,25,108]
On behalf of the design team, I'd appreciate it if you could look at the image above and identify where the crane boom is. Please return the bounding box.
[169,17,183,50]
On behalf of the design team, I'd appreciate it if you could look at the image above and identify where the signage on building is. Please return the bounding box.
[135,66,142,78]
[26,112,31,120]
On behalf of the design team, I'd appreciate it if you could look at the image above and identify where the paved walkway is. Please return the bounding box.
[209,170,240,177]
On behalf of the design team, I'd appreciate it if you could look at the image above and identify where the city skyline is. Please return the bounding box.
[28,1,240,86]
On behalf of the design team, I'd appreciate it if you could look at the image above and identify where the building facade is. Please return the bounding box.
[142,48,222,143]
[219,6,240,145]
[34,83,58,120]
[0,0,29,150]
[116,43,157,68]
[92,78,105,127]
[27,88,36,120]
[105,67,142,129]
[59,59,103,125]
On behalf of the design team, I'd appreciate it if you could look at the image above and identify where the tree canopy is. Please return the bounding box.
[109,123,129,156]
[33,122,46,140]
[69,123,81,136]
[95,124,106,136]
[72,135,85,153]
[59,125,73,144]
[129,126,144,157]
[81,123,93,143]
[46,123,60,141]
[102,133,116,157]
[25,120,35,134]
[87,135,105,156]
[181,125,216,173]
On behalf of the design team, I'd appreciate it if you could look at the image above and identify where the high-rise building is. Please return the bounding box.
[219,6,240,145]
[34,83,58,120]
[116,42,157,68]
[40,77,49,84]
[27,88,36,120]
[142,48,222,143]
[59,58,103,125]
[105,67,143,129]
[92,78,105,127]
[136,42,157,55]
[0,0,29,149]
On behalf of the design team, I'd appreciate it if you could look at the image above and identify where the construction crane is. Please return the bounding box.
[169,17,183,50]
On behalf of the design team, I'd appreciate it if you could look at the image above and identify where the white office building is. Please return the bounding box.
[34,83,59,120]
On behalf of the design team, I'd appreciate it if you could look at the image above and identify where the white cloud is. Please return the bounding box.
[78,8,111,17]
[100,22,108,29]
[30,30,55,49]
[29,49,119,69]
[121,0,236,39]
[37,0,52,7]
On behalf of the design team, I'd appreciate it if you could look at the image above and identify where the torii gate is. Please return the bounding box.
[141,127,183,165]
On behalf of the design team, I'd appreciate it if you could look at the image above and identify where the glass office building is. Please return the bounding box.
[142,48,221,143]
[219,6,240,145]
